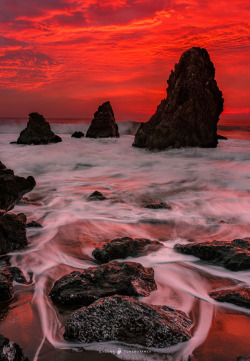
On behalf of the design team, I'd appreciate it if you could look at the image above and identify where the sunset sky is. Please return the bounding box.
[0,0,249,121]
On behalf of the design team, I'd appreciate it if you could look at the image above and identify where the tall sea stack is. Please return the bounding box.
[86,101,119,138]
[133,47,224,150]
[17,113,62,145]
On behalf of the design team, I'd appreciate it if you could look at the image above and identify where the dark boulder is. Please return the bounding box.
[92,236,164,263]
[0,162,35,212]
[64,295,192,347]
[87,191,106,201]
[133,47,224,150]
[0,268,14,302]
[217,134,228,140]
[210,287,250,309]
[8,267,28,284]
[237,357,250,361]
[26,221,42,228]
[145,202,172,210]
[86,101,119,138]
[174,238,250,271]
[16,113,62,145]
[0,212,28,255]
[71,131,84,138]
[0,334,29,361]
[50,261,156,308]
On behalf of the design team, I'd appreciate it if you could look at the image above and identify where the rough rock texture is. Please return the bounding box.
[64,295,192,347]
[210,287,250,309]
[0,162,35,212]
[8,267,28,284]
[71,131,84,138]
[0,334,29,361]
[26,221,42,228]
[87,191,106,201]
[174,238,250,271]
[0,212,28,255]
[133,47,224,150]
[86,102,119,138]
[0,268,14,302]
[145,202,172,210]
[92,237,164,263]
[50,261,156,308]
[16,113,62,145]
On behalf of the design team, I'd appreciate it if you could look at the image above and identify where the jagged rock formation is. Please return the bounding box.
[87,191,106,201]
[210,287,250,309]
[86,101,119,138]
[174,238,250,271]
[0,162,35,212]
[0,268,14,302]
[0,334,29,361]
[16,113,62,145]
[92,237,164,263]
[133,47,224,150]
[71,131,84,138]
[64,295,192,347]
[50,261,156,308]
[0,212,28,255]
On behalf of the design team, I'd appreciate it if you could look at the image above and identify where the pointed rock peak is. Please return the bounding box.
[133,47,224,150]
[86,101,119,138]
[17,112,62,145]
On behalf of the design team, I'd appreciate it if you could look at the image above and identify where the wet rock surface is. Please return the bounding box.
[0,161,35,212]
[237,357,250,361]
[71,131,84,138]
[0,268,14,302]
[145,202,172,210]
[26,221,42,228]
[86,101,119,138]
[8,267,28,284]
[210,287,250,309]
[133,47,224,150]
[92,236,164,263]
[16,113,62,145]
[0,334,29,361]
[64,295,192,347]
[50,261,157,308]
[87,191,106,201]
[0,212,28,255]
[174,238,250,271]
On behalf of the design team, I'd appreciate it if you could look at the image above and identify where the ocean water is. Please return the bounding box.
[0,122,249,361]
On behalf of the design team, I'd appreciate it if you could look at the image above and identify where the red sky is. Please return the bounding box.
[0,0,249,121]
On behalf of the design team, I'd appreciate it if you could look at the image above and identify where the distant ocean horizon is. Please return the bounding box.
[0,117,249,140]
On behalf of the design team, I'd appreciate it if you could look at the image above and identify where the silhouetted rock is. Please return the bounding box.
[71,131,84,138]
[64,295,192,347]
[217,134,228,140]
[174,238,250,271]
[87,191,106,201]
[50,261,156,308]
[16,113,62,145]
[0,212,28,255]
[26,221,42,228]
[93,237,164,263]
[133,47,224,150]
[210,287,250,309]
[8,267,28,284]
[0,268,14,302]
[0,162,35,212]
[237,357,250,361]
[0,334,29,361]
[86,101,119,138]
[145,202,172,209]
